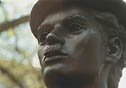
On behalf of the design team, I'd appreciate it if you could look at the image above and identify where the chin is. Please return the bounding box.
[42,63,97,88]
[41,56,73,78]
[42,60,98,79]
[42,63,71,87]
[43,63,70,78]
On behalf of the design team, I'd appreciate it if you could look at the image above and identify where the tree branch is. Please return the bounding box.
[0,15,29,32]
[0,64,25,88]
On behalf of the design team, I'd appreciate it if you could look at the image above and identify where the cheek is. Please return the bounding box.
[83,38,105,69]
[64,31,89,55]
[75,36,104,71]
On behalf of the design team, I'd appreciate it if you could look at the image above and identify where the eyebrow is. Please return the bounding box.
[64,15,87,21]
[38,23,54,33]
[62,15,88,26]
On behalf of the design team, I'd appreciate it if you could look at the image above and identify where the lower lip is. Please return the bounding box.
[43,55,68,65]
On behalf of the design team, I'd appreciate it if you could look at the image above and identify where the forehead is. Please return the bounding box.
[42,7,91,24]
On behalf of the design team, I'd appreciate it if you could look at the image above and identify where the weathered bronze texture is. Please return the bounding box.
[30,0,126,88]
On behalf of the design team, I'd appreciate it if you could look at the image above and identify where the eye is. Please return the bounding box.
[38,32,48,45]
[68,22,87,34]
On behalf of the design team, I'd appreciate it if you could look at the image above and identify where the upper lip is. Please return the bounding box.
[43,45,68,62]
[43,50,68,62]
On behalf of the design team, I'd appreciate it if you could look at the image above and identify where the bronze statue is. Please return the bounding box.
[30,0,126,88]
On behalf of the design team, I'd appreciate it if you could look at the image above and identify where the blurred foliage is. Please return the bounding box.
[0,0,46,88]
[0,59,46,88]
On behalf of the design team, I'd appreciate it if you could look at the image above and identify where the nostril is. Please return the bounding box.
[46,33,65,45]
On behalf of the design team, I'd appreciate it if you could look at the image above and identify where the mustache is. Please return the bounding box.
[43,44,62,54]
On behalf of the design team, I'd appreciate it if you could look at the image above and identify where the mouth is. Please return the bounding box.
[43,50,68,65]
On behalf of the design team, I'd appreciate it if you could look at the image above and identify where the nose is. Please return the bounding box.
[46,33,65,45]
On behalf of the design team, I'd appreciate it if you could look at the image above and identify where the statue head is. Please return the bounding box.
[30,0,126,88]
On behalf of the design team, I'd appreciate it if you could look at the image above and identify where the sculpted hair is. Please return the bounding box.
[94,11,126,88]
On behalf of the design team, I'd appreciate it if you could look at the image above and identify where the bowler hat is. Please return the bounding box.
[30,0,126,38]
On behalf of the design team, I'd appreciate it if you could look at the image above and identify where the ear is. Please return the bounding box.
[106,37,122,64]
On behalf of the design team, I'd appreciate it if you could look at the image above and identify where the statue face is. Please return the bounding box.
[37,7,106,86]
